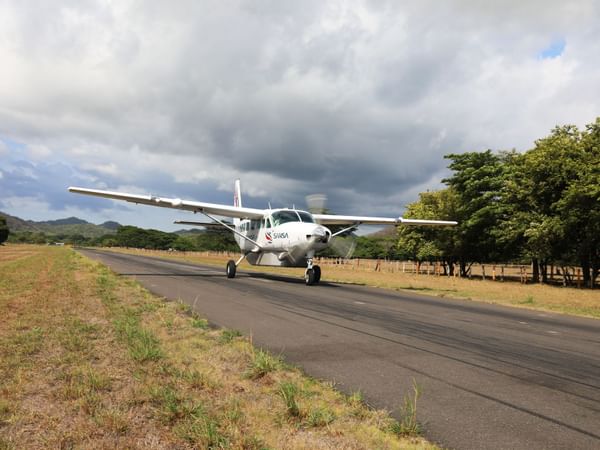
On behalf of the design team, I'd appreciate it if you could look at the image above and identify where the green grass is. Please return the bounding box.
[390,379,422,437]
[306,407,335,427]
[278,381,301,418]
[218,328,242,343]
[112,309,163,362]
[245,348,282,380]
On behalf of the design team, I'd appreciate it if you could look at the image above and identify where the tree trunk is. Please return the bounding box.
[531,258,539,283]
[460,260,467,277]
[540,259,548,284]
[581,257,591,288]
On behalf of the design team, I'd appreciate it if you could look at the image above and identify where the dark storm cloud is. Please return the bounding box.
[1,0,599,225]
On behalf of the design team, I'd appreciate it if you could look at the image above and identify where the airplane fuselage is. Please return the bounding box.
[234,209,331,267]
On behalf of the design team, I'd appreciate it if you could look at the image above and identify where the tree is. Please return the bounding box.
[556,119,600,287]
[397,188,461,273]
[0,216,9,244]
[500,125,589,283]
[442,151,508,275]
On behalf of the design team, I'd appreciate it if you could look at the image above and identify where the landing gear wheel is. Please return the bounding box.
[226,260,237,278]
[305,268,316,286]
[313,265,321,284]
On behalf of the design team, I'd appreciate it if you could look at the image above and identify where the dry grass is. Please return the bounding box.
[106,247,600,319]
[0,244,436,449]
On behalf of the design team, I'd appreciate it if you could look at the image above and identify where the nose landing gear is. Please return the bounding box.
[304,257,321,286]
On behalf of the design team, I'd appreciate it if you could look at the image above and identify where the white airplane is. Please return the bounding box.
[68,180,457,285]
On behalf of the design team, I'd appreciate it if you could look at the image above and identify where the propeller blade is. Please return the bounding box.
[329,235,357,259]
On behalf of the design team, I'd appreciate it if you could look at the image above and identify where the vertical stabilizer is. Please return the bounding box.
[233,179,242,227]
[234,179,242,208]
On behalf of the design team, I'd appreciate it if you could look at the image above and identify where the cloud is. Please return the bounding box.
[0,0,599,228]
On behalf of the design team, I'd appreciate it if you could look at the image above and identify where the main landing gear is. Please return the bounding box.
[226,252,249,279]
[226,260,236,278]
[304,257,321,286]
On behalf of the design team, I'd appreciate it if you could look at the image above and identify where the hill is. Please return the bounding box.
[0,211,122,238]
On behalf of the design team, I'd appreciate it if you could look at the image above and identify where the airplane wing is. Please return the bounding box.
[68,187,265,219]
[312,213,457,226]
[174,220,233,228]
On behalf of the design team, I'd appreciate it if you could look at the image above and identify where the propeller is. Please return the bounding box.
[305,194,358,259]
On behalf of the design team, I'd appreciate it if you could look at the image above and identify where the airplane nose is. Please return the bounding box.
[308,226,330,243]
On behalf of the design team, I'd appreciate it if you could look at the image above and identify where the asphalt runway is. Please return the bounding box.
[80,249,600,450]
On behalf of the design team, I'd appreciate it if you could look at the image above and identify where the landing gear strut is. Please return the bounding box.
[304,257,321,286]
[226,252,249,279]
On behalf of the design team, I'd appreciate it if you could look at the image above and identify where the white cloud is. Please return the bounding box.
[0,0,599,224]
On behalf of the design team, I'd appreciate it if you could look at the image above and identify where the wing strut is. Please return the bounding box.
[331,223,360,238]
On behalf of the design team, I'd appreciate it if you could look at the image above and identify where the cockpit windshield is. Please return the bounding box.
[271,210,301,226]
[297,211,315,223]
[270,210,315,226]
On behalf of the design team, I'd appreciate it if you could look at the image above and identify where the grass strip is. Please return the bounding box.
[0,245,437,449]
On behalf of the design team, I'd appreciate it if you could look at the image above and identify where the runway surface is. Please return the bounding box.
[80,249,600,450]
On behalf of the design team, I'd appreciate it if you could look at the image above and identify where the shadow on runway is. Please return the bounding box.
[120,272,221,278]
[118,269,342,288]
[245,271,341,288]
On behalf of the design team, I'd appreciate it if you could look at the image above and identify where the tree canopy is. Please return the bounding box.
[396,118,600,286]
[0,216,9,244]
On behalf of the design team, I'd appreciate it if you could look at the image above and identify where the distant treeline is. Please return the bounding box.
[397,118,599,287]
[8,225,239,253]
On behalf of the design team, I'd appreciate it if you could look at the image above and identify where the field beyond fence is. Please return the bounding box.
[313,258,590,287]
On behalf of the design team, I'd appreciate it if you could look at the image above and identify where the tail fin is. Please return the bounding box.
[234,179,242,208]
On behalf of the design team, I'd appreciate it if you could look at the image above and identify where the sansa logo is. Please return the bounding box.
[265,231,272,242]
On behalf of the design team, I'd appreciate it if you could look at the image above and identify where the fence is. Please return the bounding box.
[122,248,590,287]
[314,257,588,287]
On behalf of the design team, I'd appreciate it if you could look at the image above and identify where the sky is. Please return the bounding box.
[1,0,599,231]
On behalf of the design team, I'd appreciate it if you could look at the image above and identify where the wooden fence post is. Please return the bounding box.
[482,265,486,281]
[492,265,496,281]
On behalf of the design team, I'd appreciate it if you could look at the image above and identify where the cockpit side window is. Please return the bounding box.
[297,211,315,223]
[264,216,272,229]
[271,210,300,226]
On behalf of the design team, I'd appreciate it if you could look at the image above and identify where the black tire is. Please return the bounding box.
[313,265,321,284]
[305,268,316,286]
[226,260,237,278]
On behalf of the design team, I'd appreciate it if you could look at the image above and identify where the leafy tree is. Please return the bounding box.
[556,120,600,287]
[442,150,508,275]
[500,125,591,282]
[0,216,9,245]
[397,188,461,273]
[193,228,238,252]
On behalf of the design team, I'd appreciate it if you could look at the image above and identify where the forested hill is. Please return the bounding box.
[0,211,121,238]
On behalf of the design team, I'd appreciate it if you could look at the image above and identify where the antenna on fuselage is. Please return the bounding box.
[268,202,272,210]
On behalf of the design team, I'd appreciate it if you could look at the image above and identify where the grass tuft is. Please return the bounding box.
[113,312,163,362]
[519,295,535,304]
[191,317,210,329]
[12,327,44,356]
[306,407,335,427]
[175,407,228,449]
[278,381,301,418]
[390,379,422,436]
[0,399,12,425]
[245,349,282,380]
[218,329,242,344]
